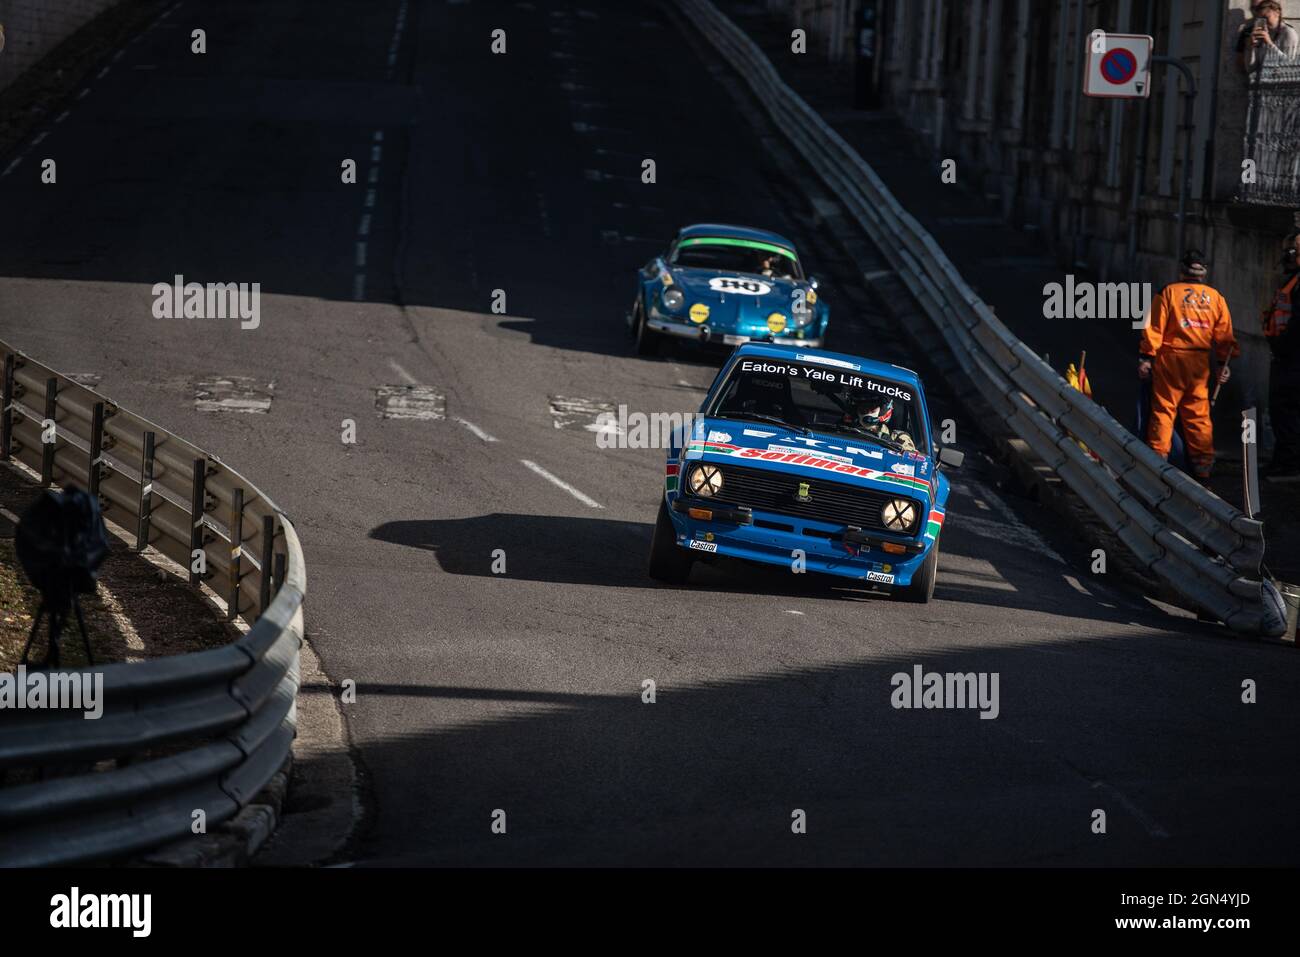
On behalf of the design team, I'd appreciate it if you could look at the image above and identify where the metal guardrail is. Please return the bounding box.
[676,0,1278,635]
[0,339,305,865]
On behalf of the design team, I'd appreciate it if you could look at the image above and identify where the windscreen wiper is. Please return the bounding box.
[843,428,909,454]
[726,413,814,437]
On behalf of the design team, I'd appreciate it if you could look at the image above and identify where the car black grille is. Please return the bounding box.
[710,463,921,534]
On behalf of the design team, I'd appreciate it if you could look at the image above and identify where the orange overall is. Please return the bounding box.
[1140,282,1238,478]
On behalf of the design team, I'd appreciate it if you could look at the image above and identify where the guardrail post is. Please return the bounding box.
[1243,408,1260,520]
[189,457,207,584]
[88,401,105,498]
[40,377,57,486]
[1,354,14,461]
[136,431,155,551]
[259,514,274,617]
[228,488,243,621]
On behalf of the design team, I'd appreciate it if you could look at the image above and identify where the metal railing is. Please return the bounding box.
[675,0,1278,635]
[1241,54,1300,207]
[0,339,305,866]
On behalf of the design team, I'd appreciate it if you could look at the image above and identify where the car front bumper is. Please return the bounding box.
[667,494,931,585]
[647,316,823,349]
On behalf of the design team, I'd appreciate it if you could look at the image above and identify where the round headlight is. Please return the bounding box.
[881,498,918,533]
[662,287,685,311]
[688,464,724,498]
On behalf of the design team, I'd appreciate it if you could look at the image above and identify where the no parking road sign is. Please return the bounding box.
[1084,32,1153,99]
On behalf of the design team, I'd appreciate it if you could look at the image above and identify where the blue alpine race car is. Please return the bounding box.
[650,343,963,602]
[629,223,830,354]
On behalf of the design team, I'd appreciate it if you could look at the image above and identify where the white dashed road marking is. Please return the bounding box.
[521,460,603,509]
[454,417,498,443]
[388,359,418,385]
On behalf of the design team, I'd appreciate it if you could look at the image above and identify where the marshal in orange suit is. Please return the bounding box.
[1138,250,1238,481]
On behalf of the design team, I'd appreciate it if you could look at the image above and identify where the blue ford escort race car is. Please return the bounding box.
[650,343,963,602]
[629,223,829,354]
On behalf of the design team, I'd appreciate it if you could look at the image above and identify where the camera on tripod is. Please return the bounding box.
[15,486,109,669]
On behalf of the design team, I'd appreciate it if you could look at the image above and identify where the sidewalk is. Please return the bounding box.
[717,1,1300,582]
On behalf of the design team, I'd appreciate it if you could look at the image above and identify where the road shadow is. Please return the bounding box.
[287,629,1300,867]
[368,511,1192,629]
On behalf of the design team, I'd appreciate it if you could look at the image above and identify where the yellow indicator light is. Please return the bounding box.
[688,507,713,521]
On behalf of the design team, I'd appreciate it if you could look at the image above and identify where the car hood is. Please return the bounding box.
[669,268,813,330]
[681,416,935,501]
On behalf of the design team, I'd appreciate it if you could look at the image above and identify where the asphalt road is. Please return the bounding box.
[0,0,1296,866]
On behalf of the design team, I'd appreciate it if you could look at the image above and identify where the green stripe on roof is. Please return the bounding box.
[679,237,798,260]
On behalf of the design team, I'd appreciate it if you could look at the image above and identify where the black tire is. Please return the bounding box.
[891,537,938,604]
[648,499,694,584]
[633,300,660,356]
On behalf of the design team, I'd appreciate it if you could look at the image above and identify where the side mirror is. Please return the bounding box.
[938,447,965,469]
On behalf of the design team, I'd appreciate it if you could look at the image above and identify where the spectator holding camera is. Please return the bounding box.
[1237,1,1299,73]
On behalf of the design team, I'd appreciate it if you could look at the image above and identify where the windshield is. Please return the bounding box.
[709,357,928,454]
[670,239,803,280]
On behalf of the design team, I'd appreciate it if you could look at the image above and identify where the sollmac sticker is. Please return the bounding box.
[706,445,934,494]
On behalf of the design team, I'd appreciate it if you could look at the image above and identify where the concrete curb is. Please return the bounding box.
[136,758,292,868]
[252,633,360,867]
[130,631,360,867]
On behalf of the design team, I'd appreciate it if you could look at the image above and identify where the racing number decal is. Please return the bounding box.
[708,277,772,296]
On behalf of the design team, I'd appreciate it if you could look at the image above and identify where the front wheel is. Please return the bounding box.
[648,499,693,583]
[891,537,938,604]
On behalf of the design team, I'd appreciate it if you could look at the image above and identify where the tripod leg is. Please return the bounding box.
[72,597,94,667]
[44,608,64,669]
[20,603,46,666]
